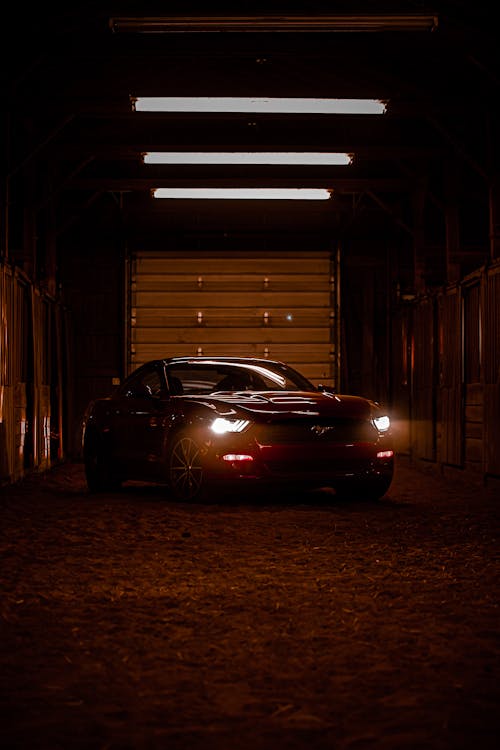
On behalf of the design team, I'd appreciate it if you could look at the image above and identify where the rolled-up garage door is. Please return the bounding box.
[128,250,338,386]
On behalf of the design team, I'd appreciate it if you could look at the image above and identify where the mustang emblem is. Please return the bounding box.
[311,425,335,436]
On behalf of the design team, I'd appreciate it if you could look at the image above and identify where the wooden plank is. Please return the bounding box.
[465,422,483,440]
[465,404,483,423]
[134,274,330,292]
[135,256,331,275]
[14,382,27,480]
[133,309,332,328]
[438,288,463,467]
[483,265,500,475]
[465,437,483,463]
[485,383,500,475]
[0,385,13,479]
[134,290,331,308]
[133,327,331,344]
[465,383,484,405]
[412,298,436,461]
[133,342,333,361]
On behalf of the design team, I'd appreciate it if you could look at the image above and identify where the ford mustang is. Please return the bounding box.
[82,356,394,501]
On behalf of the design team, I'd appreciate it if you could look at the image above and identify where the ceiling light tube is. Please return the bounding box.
[132,97,387,115]
[143,152,353,166]
[152,188,332,200]
[111,16,438,33]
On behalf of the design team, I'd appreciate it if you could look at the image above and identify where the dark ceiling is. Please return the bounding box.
[5,1,497,256]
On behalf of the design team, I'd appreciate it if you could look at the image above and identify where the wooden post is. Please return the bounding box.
[412,177,427,295]
[444,159,462,282]
[489,177,500,261]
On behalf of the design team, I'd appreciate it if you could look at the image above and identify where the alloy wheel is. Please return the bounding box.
[169,435,204,500]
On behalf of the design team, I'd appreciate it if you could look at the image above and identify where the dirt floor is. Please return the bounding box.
[0,459,499,750]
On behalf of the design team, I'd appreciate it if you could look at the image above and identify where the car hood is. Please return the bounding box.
[182,391,377,421]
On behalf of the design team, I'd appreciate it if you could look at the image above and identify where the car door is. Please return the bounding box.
[112,365,171,479]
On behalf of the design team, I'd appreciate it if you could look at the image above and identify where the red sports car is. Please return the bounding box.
[82,356,394,501]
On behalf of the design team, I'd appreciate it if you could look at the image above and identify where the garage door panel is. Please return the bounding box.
[134,327,331,344]
[135,274,330,293]
[133,343,265,364]
[136,256,331,276]
[130,251,337,386]
[133,344,333,370]
[134,310,332,328]
[135,291,331,308]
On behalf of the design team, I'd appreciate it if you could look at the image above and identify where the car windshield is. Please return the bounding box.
[166,361,314,396]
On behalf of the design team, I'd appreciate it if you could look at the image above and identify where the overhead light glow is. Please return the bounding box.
[144,151,353,166]
[133,97,387,115]
[153,188,332,200]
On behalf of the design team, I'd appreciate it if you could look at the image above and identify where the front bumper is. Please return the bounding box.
[206,433,394,489]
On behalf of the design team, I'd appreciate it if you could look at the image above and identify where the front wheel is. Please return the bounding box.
[84,432,121,493]
[168,433,206,501]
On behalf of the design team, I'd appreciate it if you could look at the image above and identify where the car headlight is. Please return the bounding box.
[373,415,390,432]
[211,417,251,434]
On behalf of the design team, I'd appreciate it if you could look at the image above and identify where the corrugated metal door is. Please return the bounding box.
[128,251,337,386]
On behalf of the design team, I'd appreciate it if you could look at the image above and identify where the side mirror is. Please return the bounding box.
[318,383,336,394]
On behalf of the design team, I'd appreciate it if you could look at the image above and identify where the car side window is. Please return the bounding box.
[123,368,164,399]
[141,370,163,398]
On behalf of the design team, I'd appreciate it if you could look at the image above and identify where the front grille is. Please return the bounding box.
[255,418,377,444]
[265,458,374,475]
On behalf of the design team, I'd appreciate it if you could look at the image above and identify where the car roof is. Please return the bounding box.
[161,356,287,367]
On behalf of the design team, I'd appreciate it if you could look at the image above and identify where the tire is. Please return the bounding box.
[84,432,121,493]
[168,432,206,501]
[361,477,393,500]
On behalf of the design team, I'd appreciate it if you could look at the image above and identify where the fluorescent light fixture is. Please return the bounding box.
[152,188,332,200]
[132,97,387,115]
[143,152,353,166]
[111,15,438,33]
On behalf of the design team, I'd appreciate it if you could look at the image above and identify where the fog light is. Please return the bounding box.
[377,450,394,459]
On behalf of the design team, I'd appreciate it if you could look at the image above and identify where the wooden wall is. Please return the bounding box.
[394,260,500,488]
[0,262,67,483]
